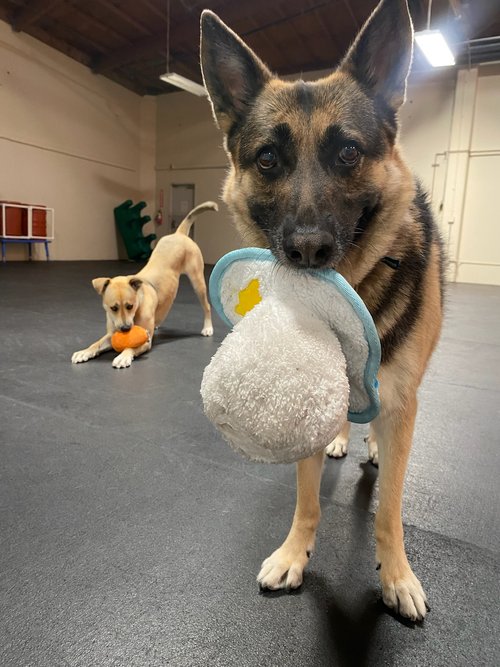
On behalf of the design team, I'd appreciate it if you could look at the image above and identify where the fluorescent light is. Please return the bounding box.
[159,72,207,96]
[415,30,455,67]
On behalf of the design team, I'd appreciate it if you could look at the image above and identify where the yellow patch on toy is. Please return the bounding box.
[235,278,262,316]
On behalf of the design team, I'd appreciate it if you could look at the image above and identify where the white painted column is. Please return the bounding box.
[439,67,478,282]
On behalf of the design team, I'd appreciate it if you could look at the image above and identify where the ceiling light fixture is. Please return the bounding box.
[159,71,207,96]
[159,0,207,96]
[414,0,456,67]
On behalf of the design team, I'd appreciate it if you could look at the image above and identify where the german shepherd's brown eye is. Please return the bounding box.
[338,145,360,166]
[126,304,133,311]
[257,148,278,171]
[110,305,119,312]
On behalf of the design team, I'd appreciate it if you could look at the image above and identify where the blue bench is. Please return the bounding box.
[1,237,51,262]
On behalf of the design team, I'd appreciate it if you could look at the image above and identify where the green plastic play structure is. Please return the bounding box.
[114,200,156,261]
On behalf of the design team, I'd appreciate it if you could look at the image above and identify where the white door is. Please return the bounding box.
[170,184,195,238]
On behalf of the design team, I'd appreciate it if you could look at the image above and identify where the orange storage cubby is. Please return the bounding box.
[0,202,28,236]
[32,206,47,237]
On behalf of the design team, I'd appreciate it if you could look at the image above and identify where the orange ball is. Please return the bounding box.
[111,325,149,352]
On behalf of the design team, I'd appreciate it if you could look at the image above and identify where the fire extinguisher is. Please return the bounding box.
[155,189,164,225]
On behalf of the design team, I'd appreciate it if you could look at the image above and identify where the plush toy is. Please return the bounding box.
[111,325,149,353]
[201,249,381,464]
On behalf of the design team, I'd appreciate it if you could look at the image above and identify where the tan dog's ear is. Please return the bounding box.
[92,277,111,294]
[129,278,142,291]
[200,10,271,133]
[340,0,413,111]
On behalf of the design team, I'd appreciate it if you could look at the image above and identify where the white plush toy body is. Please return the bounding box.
[201,249,380,464]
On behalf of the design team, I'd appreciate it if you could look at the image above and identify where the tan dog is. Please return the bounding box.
[201,0,444,621]
[72,202,216,369]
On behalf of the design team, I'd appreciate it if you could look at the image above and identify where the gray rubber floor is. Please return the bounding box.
[1,260,499,667]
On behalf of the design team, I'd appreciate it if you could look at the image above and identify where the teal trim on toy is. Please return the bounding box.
[209,248,380,424]
[209,248,272,328]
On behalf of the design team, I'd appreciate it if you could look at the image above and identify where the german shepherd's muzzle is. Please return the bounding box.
[201,0,445,621]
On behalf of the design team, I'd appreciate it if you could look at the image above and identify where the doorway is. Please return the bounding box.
[170,184,195,238]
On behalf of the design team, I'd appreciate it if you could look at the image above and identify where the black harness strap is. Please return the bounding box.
[381,256,400,270]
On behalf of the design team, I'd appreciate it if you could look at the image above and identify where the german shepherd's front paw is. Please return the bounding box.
[257,542,312,591]
[325,433,349,458]
[112,351,133,369]
[379,563,429,621]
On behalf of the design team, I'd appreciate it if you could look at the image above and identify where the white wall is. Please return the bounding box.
[0,19,156,261]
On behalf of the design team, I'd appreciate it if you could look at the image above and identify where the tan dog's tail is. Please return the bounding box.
[175,201,218,236]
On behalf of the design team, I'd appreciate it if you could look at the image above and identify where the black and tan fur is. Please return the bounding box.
[201,0,444,621]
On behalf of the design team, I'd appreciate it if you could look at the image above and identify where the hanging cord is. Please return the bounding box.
[166,0,171,74]
[427,0,433,30]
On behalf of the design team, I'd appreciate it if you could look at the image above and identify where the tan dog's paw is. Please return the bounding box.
[201,325,214,336]
[365,435,379,466]
[257,543,311,591]
[379,564,428,621]
[112,352,133,369]
[326,433,348,458]
[71,349,95,364]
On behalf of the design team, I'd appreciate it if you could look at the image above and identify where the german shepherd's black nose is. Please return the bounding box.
[120,324,132,332]
[283,230,334,268]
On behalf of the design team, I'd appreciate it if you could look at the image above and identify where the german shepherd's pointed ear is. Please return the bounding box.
[340,0,414,111]
[200,10,272,133]
[92,277,110,295]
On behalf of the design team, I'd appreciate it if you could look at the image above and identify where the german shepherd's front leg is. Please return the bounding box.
[373,393,428,621]
[257,450,324,590]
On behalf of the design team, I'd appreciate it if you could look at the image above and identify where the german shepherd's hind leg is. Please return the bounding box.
[257,450,324,590]
[365,425,379,466]
[325,420,351,458]
[373,395,428,621]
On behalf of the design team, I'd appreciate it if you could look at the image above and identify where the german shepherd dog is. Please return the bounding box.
[200,0,444,621]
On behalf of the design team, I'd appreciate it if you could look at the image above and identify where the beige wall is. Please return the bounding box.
[154,69,335,265]
[0,19,156,261]
[456,65,500,285]
[403,63,500,286]
[3,17,498,284]
[400,69,456,205]
[155,92,240,265]
[155,69,463,270]
[156,65,500,285]
[398,65,500,286]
